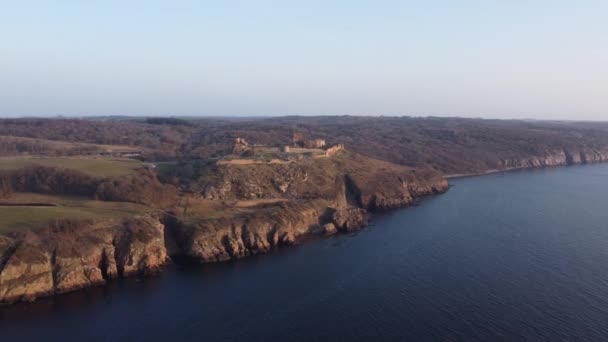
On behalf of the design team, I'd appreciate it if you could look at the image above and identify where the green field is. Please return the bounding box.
[0,156,141,177]
[0,193,150,234]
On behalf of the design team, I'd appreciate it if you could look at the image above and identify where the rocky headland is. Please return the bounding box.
[0,151,447,304]
[3,145,608,305]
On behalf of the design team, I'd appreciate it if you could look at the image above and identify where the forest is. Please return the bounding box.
[1,116,608,174]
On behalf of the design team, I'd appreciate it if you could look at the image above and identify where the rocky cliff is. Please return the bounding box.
[0,200,372,304]
[200,151,448,205]
[172,200,331,262]
[0,153,448,305]
[0,216,168,304]
[499,148,608,169]
[6,146,606,305]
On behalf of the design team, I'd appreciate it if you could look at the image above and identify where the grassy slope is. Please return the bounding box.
[0,156,141,177]
[215,151,439,196]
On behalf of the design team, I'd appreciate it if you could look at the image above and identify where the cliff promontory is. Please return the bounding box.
[0,216,168,304]
[0,151,447,304]
[4,116,608,305]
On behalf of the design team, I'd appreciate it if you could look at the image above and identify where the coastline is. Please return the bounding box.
[6,160,608,341]
[445,152,608,179]
[444,169,505,179]
[3,155,608,306]
[0,167,447,305]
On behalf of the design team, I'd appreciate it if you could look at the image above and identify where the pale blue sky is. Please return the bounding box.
[1,1,607,119]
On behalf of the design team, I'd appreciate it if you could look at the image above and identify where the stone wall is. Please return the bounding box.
[326,144,345,157]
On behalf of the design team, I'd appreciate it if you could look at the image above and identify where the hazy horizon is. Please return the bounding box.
[3,114,608,124]
[2,1,607,120]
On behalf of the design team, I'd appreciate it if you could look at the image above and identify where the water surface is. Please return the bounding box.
[2,164,608,341]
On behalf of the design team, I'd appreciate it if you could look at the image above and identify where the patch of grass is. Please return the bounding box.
[231,198,288,208]
[0,193,150,234]
[0,156,141,177]
[175,197,266,224]
[0,135,140,154]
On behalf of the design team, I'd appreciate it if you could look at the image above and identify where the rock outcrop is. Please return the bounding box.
[0,239,54,303]
[331,207,368,232]
[0,216,168,304]
[173,200,330,263]
[500,148,608,170]
[232,137,252,155]
[0,152,452,305]
[200,151,447,204]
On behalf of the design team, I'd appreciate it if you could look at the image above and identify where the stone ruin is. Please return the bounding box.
[292,132,327,149]
[232,137,253,155]
[231,134,343,159]
[325,143,345,157]
[304,138,326,149]
[292,132,304,147]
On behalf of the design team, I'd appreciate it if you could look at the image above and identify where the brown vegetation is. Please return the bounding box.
[2,115,608,304]
[3,116,608,175]
[95,169,177,207]
[4,166,98,197]
[0,165,175,208]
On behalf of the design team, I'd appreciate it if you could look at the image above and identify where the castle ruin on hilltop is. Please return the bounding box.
[291,132,326,149]
[229,131,344,161]
[232,137,253,155]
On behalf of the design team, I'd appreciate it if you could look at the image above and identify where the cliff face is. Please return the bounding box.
[0,216,168,304]
[0,152,449,305]
[500,148,608,169]
[173,154,449,263]
[6,146,604,305]
[173,200,331,262]
[4,117,608,306]
[200,151,448,205]
[0,198,380,305]
[343,173,449,211]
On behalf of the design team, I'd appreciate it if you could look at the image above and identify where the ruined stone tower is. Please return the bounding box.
[292,132,304,147]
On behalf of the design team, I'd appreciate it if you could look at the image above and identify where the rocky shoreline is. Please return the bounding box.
[0,172,447,305]
[2,148,607,306]
[446,148,608,178]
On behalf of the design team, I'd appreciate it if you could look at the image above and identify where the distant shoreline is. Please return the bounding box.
[444,161,607,180]
[444,168,515,179]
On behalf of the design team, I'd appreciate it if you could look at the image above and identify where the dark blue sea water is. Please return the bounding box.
[3,164,608,341]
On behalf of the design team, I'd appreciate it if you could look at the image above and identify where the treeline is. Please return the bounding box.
[4,117,608,173]
[0,136,103,156]
[0,137,57,155]
[156,160,217,185]
[0,173,11,198]
[8,166,98,196]
[95,170,176,207]
[145,117,193,127]
[0,119,193,160]
[0,166,96,199]
[0,166,176,207]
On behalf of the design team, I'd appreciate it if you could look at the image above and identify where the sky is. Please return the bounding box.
[1,0,607,120]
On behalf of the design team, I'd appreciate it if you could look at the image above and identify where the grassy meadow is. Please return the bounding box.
[0,193,150,234]
[0,156,141,177]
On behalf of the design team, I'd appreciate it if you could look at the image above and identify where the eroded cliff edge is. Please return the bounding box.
[0,152,447,304]
[0,216,168,304]
[4,147,607,305]
[447,148,608,177]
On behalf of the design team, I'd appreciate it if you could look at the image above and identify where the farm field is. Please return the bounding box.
[0,156,142,177]
[0,135,141,154]
[0,193,151,234]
